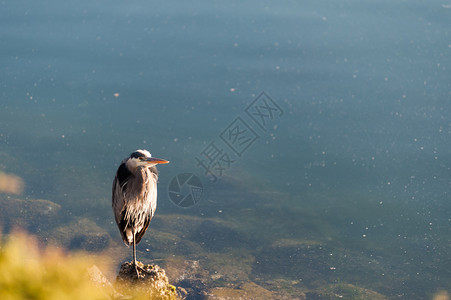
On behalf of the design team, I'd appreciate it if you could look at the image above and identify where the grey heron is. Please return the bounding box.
[112,149,169,276]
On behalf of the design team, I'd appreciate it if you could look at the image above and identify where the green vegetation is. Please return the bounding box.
[0,231,177,300]
[0,231,108,300]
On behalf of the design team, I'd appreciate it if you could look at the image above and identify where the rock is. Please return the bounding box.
[201,249,255,284]
[176,286,188,299]
[87,265,125,300]
[253,238,397,298]
[49,218,111,251]
[208,282,295,300]
[115,262,178,300]
[162,258,210,299]
[258,278,306,299]
[0,196,61,233]
[316,283,387,300]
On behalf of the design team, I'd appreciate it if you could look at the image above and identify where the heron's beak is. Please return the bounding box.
[145,157,169,164]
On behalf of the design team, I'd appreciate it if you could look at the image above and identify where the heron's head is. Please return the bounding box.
[126,149,169,170]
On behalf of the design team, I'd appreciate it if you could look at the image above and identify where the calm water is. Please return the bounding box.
[1,0,450,299]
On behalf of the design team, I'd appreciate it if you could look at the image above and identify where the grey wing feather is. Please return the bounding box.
[112,175,126,227]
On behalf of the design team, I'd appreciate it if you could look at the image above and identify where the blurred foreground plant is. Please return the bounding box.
[0,231,109,300]
[0,231,178,300]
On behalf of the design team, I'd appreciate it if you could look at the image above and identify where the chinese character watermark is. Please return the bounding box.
[245,92,283,131]
[194,141,236,182]
[220,117,259,157]
[168,91,283,208]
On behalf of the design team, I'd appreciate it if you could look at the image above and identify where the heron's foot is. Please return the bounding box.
[134,263,140,278]
[133,261,154,278]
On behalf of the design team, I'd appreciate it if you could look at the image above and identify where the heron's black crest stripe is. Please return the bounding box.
[130,151,146,159]
[116,162,131,190]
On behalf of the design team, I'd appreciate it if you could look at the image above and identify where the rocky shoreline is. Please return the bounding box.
[1,170,448,300]
[89,262,178,300]
[0,193,391,299]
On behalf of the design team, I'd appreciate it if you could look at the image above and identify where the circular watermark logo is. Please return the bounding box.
[167,173,203,208]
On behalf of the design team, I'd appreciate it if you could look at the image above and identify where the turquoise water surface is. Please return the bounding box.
[1,1,450,299]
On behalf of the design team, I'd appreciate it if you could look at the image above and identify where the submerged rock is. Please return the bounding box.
[202,249,255,284]
[115,262,178,300]
[191,220,251,252]
[0,196,61,233]
[253,238,394,298]
[163,258,210,299]
[49,218,111,251]
[315,283,387,300]
[208,282,293,300]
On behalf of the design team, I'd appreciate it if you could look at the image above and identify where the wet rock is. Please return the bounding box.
[163,258,210,299]
[259,278,306,299]
[0,196,61,233]
[176,278,208,300]
[115,261,178,299]
[50,218,111,251]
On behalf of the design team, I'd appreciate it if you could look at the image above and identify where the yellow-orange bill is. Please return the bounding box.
[146,157,169,164]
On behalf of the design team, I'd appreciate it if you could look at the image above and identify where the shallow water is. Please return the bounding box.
[1,0,450,299]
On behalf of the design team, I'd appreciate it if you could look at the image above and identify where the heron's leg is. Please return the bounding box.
[132,231,140,278]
